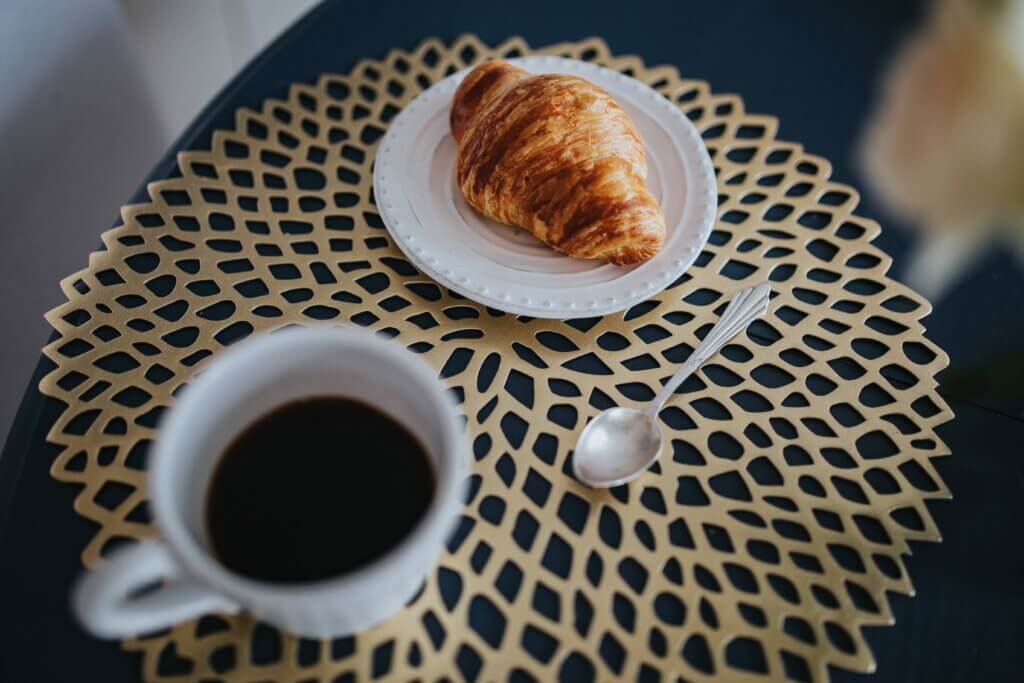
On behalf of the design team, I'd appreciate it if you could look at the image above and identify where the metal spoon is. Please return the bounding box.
[572,281,772,488]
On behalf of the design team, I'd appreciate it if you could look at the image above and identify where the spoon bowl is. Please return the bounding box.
[572,407,663,488]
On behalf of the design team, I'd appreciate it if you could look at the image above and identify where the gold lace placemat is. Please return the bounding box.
[41,35,952,682]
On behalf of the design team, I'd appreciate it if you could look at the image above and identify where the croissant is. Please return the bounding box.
[450,60,666,265]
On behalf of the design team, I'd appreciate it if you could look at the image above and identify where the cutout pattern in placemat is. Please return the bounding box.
[41,35,952,682]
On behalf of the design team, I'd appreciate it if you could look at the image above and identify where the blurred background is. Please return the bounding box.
[1,0,1022,444]
[0,0,319,441]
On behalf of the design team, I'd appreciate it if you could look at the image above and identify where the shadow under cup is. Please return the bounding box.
[150,327,465,636]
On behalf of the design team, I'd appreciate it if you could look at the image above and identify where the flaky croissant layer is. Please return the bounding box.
[450,60,666,265]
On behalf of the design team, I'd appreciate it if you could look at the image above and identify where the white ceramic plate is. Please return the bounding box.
[373,56,716,319]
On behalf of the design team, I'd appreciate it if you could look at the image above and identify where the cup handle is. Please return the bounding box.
[73,540,240,638]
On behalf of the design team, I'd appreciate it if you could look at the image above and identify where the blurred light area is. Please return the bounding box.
[118,0,320,143]
[0,0,317,444]
[858,0,1024,302]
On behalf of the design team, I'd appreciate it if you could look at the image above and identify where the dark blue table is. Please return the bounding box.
[2,2,1022,681]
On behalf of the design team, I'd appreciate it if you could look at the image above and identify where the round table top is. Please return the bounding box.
[1,2,1022,683]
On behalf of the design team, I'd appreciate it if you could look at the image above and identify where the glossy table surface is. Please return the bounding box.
[2,1,1022,681]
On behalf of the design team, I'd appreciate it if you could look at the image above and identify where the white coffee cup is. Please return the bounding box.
[73,326,466,639]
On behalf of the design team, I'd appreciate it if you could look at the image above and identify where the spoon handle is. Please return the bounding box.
[646,281,771,416]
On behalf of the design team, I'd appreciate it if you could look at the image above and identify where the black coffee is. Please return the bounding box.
[205,396,435,584]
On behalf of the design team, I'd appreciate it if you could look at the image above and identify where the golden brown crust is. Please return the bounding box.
[451,60,666,265]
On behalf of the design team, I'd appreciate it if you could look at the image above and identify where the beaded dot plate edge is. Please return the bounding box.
[40,35,953,683]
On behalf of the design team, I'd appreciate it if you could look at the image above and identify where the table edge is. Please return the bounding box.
[0,0,333,541]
